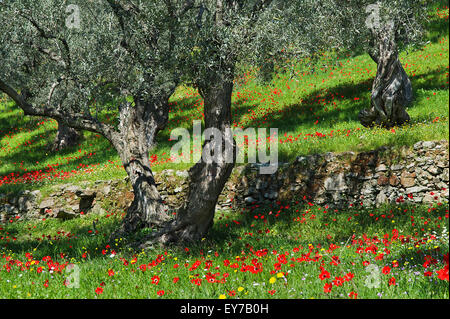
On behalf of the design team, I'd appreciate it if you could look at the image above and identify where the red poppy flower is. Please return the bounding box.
[388,277,396,286]
[437,266,449,281]
[348,291,358,299]
[382,266,391,275]
[344,272,354,281]
[333,276,344,287]
[157,290,165,296]
[319,269,331,281]
[151,275,160,285]
[323,283,332,293]
[190,278,202,286]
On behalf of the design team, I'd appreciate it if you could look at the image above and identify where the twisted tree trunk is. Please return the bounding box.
[1,78,173,239]
[139,79,236,246]
[118,152,170,235]
[51,121,82,151]
[111,97,171,238]
[173,81,235,242]
[359,25,413,128]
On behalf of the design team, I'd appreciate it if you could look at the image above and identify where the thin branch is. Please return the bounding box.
[0,78,119,145]
[18,11,72,69]
[47,76,65,107]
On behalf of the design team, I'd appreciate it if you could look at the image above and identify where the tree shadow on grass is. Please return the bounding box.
[231,65,447,138]
[411,66,449,90]
[206,197,448,255]
[0,216,122,260]
[425,4,450,44]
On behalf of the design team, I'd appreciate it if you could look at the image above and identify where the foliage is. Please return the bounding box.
[310,0,430,55]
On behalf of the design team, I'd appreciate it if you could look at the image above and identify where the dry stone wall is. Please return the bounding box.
[225,140,449,209]
[1,140,448,222]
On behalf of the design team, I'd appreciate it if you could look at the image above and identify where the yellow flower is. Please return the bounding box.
[219,294,226,299]
[238,287,244,292]
[277,272,284,278]
[269,277,276,284]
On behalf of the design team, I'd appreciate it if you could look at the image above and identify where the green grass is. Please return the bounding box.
[1,33,448,195]
[0,3,448,300]
[0,201,448,298]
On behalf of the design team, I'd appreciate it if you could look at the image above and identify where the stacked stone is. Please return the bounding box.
[1,140,448,222]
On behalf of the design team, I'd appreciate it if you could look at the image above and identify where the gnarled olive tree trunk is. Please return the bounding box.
[140,79,236,246]
[173,80,235,242]
[51,121,82,151]
[359,24,413,128]
[111,97,171,238]
[1,77,173,239]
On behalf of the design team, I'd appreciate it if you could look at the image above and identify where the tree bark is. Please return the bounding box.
[110,98,171,238]
[171,80,235,242]
[359,25,413,128]
[139,80,236,246]
[51,121,82,151]
[118,152,170,235]
[1,78,174,239]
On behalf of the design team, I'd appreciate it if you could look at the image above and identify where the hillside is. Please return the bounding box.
[0,3,448,299]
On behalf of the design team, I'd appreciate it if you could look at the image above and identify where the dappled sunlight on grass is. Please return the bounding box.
[0,3,448,300]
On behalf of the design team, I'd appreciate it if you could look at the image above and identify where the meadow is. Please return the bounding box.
[0,4,448,299]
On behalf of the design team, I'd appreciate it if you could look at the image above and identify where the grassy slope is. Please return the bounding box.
[0,3,448,299]
[1,5,449,196]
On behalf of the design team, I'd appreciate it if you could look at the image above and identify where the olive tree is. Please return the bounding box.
[0,4,82,151]
[0,0,340,245]
[316,0,428,128]
[51,121,82,151]
[141,0,332,245]
[0,0,195,236]
[0,0,287,243]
